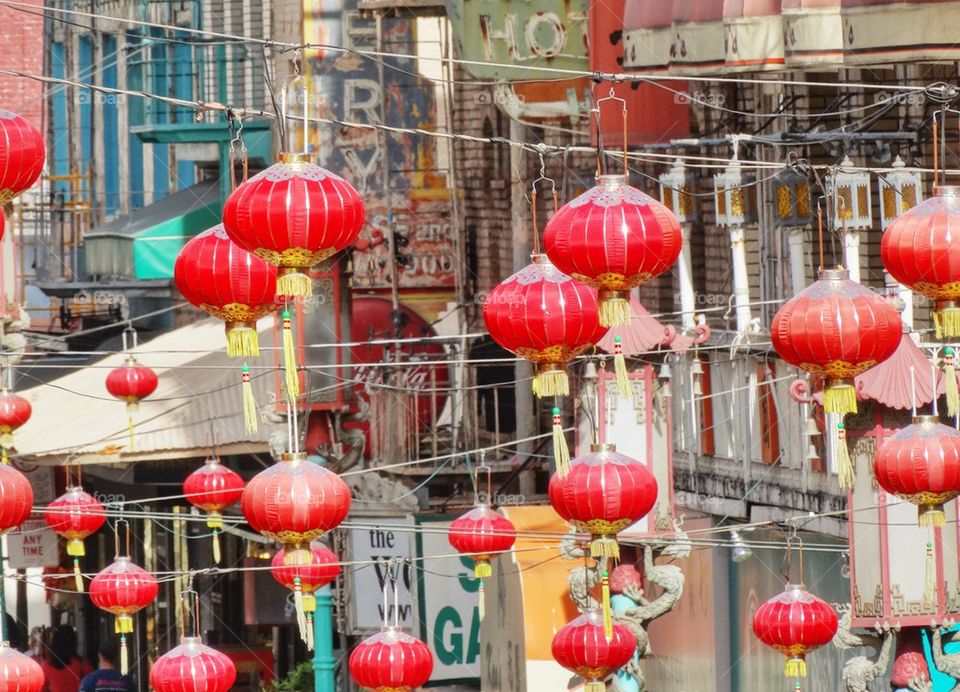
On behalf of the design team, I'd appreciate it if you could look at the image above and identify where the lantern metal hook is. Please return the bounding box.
[121,325,138,353]
[529,145,557,257]
[474,452,492,505]
[591,88,628,178]
[113,518,132,559]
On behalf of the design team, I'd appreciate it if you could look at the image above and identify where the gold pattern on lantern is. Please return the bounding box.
[0,190,13,206]
[798,359,878,378]
[915,281,960,300]
[571,271,654,291]
[200,302,273,322]
[261,528,328,544]
[572,518,633,535]
[774,644,811,657]
[897,490,959,505]
[253,246,336,268]
[514,343,593,363]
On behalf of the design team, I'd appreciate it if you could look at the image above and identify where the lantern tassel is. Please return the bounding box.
[277,268,312,297]
[552,408,570,477]
[304,594,316,651]
[590,536,620,560]
[73,558,83,593]
[584,683,606,692]
[125,402,137,451]
[946,348,959,417]
[474,559,492,579]
[282,310,301,402]
[936,304,960,339]
[212,529,222,564]
[601,569,613,640]
[784,656,806,678]
[241,364,259,434]
[226,322,260,358]
[613,337,631,398]
[478,580,485,622]
[823,379,857,415]
[305,613,315,651]
[924,540,936,606]
[919,504,946,528]
[599,294,631,328]
[294,579,308,644]
[532,367,569,398]
[1,448,6,465]
[120,635,129,675]
[834,422,855,490]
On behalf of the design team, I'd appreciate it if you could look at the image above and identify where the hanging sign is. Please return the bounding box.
[347,515,417,633]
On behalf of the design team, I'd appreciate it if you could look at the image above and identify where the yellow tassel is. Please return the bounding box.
[1,448,7,465]
[613,337,631,398]
[277,269,312,297]
[936,311,945,340]
[531,368,569,398]
[552,407,570,477]
[835,422,855,490]
[212,530,221,564]
[601,569,613,640]
[920,504,946,528]
[115,615,133,634]
[946,348,959,417]
[225,323,260,358]
[305,613,315,651]
[584,683,606,692]
[294,579,308,644]
[284,544,312,567]
[784,656,806,678]
[126,402,136,451]
[474,560,492,579]
[66,539,85,557]
[938,306,960,339]
[241,364,258,434]
[282,310,301,402]
[823,380,857,415]
[478,580,485,622]
[924,540,937,606]
[590,536,620,560]
[73,559,83,593]
[120,636,129,675]
[599,296,631,327]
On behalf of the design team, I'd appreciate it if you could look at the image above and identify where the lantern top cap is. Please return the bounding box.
[913,414,942,426]
[279,451,308,464]
[934,185,960,198]
[203,456,221,466]
[596,174,628,187]
[589,443,617,454]
[278,152,311,165]
[817,268,849,282]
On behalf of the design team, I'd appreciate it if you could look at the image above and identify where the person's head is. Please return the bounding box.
[48,625,78,670]
[98,641,119,669]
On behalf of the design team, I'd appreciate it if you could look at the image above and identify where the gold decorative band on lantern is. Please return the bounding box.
[278,151,311,165]
[817,267,849,282]
[589,443,617,454]
[224,320,260,358]
[532,363,569,398]
[254,247,335,270]
[823,378,857,415]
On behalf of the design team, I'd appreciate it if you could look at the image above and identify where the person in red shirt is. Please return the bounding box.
[41,625,93,692]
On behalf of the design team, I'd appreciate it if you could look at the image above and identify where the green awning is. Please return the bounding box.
[84,181,222,280]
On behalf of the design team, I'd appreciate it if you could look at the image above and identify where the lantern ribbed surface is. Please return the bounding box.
[0,391,30,438]
[174,224,277,357]
[543,174,682,327]
[184,458,245,516]
[271,543,341,594]
[448,504,517,578]
[43,487,106,549]
[89,557,159,624]
[548,444,658,558]
[752,584,838,678]
[0,463,33,533]
[105,356,158,406]
[882,185,960,337]
[0,109,44,205]
[241,453,351,563]
[149,637,237,692]
[551,609,636,691]
[0,644,44,692]
[348,627,434,692]
[222,155,365,296]
[771,268,901,414]
[873,415,960,527]
[482,254,607,397]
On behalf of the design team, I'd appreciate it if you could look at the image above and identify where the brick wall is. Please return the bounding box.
[0,0,45,126]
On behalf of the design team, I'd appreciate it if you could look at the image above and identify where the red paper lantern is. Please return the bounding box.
[548,443,658,559]
[0,109,45,205]
[105,356,158,407]
[752,584,838,677]
[183,457,244,564]
[149,638,237,692]
[89,556,159,634]
[551,609,637,692]
[0,463,33,533]
[272,542,340,648]
[348,627,433,692]
[43,486,106,591]
[543,174,683,327]
[174,224,278,357]
[771,268,901,415]
[448,504,516,578]
[0,644,44,691]
[882,185,960,337]
[873,415,960,527]
[482,254,607,397]
[241,452,351,565]
[0,390,30,450]
[222,154,365,297]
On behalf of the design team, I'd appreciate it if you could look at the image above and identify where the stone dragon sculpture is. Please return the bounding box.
[831,604,896,692]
